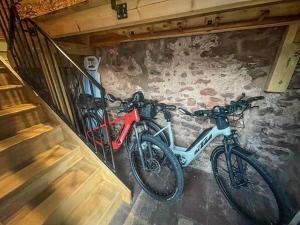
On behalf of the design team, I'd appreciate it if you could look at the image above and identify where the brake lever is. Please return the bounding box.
[238,93,246,101]
[178,108,192,116]
[250,105,259,110]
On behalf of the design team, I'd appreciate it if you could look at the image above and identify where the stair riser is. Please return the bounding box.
[0,106,46,140]
[0,126,64,176]
[0,67,8,73]
[0,87,29,109]
[0,41,7,52]
[0,72,11,85]
[44,170,103,225]
[0,149,82,221]
[98,196,122,225]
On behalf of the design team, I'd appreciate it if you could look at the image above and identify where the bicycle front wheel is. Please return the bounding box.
[125,119,169,149]
[128,134,183,202]
[211,146,291,225]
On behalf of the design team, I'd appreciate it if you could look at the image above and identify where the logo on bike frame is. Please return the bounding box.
[194,134,213,155]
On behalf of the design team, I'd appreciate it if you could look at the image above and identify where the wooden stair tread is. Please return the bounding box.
[0,103,38,117]
[0,103,46,140]
[0,123,58,153]
[63,181,122,225]
[6,159,100,225]
[0,123,64,177]
[0,143,78,200]
[0,85,23,90]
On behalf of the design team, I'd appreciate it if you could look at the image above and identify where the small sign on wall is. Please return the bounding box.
[83,56,101,97]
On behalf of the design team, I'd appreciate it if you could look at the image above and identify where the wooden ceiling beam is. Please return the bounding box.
[56,41,96,55]
[89,15,300,47]
[34,0,293,38]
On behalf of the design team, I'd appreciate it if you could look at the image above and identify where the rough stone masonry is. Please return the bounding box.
[97,26,300,210]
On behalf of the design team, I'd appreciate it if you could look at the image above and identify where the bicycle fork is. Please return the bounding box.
[133,121,155,172]
[224,139,246,188]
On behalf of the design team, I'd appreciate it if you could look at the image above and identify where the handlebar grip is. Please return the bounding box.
[178,107,192,116]
[247,96,265,102]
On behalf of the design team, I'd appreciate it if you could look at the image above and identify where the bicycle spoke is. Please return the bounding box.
[153,173,166,184]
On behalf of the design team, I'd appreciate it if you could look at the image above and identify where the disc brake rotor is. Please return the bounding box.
[146,158,161,173]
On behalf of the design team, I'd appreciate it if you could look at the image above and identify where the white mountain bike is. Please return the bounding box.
[132,94,292,225]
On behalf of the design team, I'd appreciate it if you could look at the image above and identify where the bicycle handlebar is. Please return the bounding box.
[105,92,177,114]
[155,103,177,112]
[194,109,213,117]
[179,95,265,118]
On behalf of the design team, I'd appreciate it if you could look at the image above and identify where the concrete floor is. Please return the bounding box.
[109,147,251,225]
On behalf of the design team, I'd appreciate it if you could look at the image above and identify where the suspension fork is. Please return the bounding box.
[142,120,154,159]
[224,137,245,187]
[133,123,147,170]
[224,138,238,187]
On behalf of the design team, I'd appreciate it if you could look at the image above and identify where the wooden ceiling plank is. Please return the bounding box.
[86,0,300,46]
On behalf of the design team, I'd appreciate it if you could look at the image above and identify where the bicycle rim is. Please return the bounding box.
[129,136,180,201]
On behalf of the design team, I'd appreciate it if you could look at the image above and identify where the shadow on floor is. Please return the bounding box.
[110,147,249,225]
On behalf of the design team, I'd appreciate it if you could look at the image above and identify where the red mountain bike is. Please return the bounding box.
[82,92,184,202]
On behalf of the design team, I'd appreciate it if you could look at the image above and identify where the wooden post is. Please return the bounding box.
[264,23,300,92]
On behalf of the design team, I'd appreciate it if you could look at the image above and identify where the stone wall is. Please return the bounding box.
[97,27,300,209]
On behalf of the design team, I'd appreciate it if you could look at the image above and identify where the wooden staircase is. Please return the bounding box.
[0,46,130,224]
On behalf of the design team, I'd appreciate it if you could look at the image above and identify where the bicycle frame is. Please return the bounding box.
[154,121,232,167]
[87,108,140,150]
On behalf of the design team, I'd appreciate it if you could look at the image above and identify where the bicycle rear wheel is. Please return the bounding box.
[211,146,291,225]
[128,134,183,202]
[82,112,105,148]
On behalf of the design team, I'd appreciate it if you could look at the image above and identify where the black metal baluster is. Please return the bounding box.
[23,20,46,90]
[101,91,116,171]
[55,49,80,129]
[34,31,58,107]
[44,39,63,112]
[46,41,73,122]
[77,75,90,140]
[0,11,19,68]
[3,0,33,79]
[17,19,37,69]
[0,4,22,70]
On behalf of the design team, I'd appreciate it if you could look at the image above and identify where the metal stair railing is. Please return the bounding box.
[0,0,116,171]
